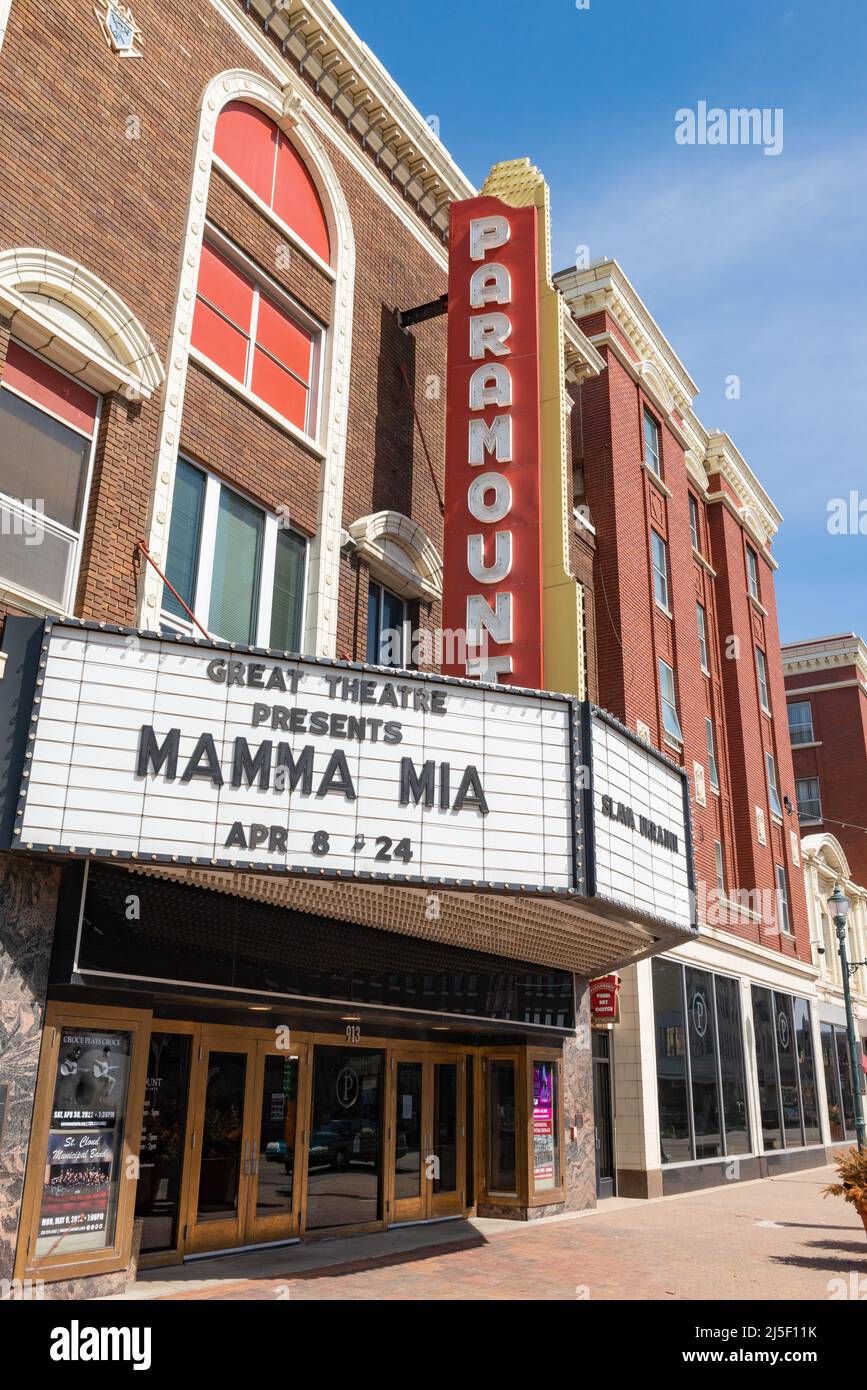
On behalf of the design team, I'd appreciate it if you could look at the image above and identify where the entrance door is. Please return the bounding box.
[391,1052,465,1223]
[592,1030,615,1199]
[186,1034,307,1254]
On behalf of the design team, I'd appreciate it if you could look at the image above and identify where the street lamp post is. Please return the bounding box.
[828,883,866,1151]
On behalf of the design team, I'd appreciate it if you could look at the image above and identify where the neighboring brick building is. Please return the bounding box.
[556,260,841,1197]
[782,634,867,885]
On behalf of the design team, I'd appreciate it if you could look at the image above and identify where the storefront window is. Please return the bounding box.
[136,1033,191,1253]
[35,1028,133,1260]
[652,959,691,1163]
[751,987,821,1151]
[532,1060,560,1193]
[715,975,751,1155]
[821,1023,845,1142]
[653,960,751,1164]
[686,968,722,1160]
[794,999,821,1145]
[487,1059,517,1194]
[835,1027,857,1137]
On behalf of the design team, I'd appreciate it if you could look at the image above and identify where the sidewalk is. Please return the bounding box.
[105,1165,867,1301]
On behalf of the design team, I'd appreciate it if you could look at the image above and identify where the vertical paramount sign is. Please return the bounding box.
[442,195,544,690]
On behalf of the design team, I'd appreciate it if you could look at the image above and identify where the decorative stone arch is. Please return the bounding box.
[741,503,772,548]
[638,359,674,414]
[348,511,443,602]
[802,832,851,883]
[0,248,165,400]
[138,69,356,656]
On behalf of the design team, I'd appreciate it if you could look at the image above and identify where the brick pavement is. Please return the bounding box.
[135,1166,867,1302]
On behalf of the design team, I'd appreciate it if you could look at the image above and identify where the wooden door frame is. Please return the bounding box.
[242,1036,311,1245]
[136,1018,197,1271]
[14,1000,152,1286]
[428,1052,467,1218]
[523,1048,566,1208]
[183,1032,261,1255]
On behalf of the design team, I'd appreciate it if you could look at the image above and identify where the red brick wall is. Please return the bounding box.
[574,330,810,961]
[786,670,867,883]
[0,0,448,665]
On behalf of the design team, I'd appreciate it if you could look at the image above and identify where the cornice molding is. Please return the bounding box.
[562,305,606,383]
[782,633,867,685]
[703,430,782,545]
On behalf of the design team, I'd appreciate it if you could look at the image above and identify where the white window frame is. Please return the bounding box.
[775,864,792,936]
[766,751,783,820]
[193,223,325,444]
[696,602,709,673]
[159,459,308,650]
[795,776,822,825]
[787,699,814,745]
[659,658,684,745]
[651,529,670,613]
[643,407,661,477]
[755,646,771,714]
[746,543,760,601]
[0,343,101,616]
[688,493,701,552]
[706,717,720,791]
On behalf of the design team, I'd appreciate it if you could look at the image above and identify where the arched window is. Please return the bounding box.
[214,101,331,264]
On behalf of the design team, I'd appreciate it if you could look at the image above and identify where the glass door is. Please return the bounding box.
[592,1031,615,1199]
[185,1036,258,1254]
[390,1052,465,1223]
[244,1041,308,1244]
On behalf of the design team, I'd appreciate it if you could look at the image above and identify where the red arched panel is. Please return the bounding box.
[273,133,331,263]
[214,101,277,206]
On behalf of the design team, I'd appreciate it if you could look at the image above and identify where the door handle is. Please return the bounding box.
[251,1140,259,1174]
[243,1138,251,1175]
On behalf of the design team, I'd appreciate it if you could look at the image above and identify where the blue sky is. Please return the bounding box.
[338,0,867,642]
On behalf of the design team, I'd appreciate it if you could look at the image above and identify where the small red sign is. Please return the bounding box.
[590,974,621,1022]
[441,195,543,690]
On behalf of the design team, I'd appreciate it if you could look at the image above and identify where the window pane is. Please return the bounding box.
[273,131,332,263]
[191,298,249,382]
[250,347,309,429]
[255,297,312,384]
[305,1048,384,1230]
[643,408,660,474]
[255,1054,299,1218]
[136,1032,191,1253]
[209,487,264,643]
[394,1062,422,1201]
[366,582,381,665]
[715,976,750,1155]
[214,101,278,206]
[652,958,691,1163]
[835,1027,857,1137]
[787,700,813,744]
[270,527,305,651]
[0,387,90,529]
[433,1062,458,1194]
[652,531,668,608]
[196,1051,248,1221]
[697,604,709,670]
[793,999,821,1145]
[767,755,783,818]
[821,1024,845,1142]
[163,459,205,620]
[196,242,255,332]
[380,587,405,666]
[796,777,821,823]
[752,986,783,1150]
[0,496,75,605]
[689,494,700,550]
[487,1060,517,1193]
[773,993,803,1146]
[659,660,683,743]
[685,967,722,1159]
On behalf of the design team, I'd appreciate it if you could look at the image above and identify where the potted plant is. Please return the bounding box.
[823,1146,867,1235]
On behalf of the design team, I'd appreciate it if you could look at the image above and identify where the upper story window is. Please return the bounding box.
[643,407,661,477]
[162,456,306,650]
[745,543,760,602]
[766,751,783,819]
[367,581,407,668]
[651,530,670,611]
[191,236,322,439]
[775,865,792,936]
[755,646,771,714]
[0,342,99,611]
[795,776,822,824]
[696,602,709,673]
[787,700,814,745]
[214,101,331,265]
[714,840,725,893]
[706,717,720,791]
[688,493,701,552]
[659,658,684,745]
